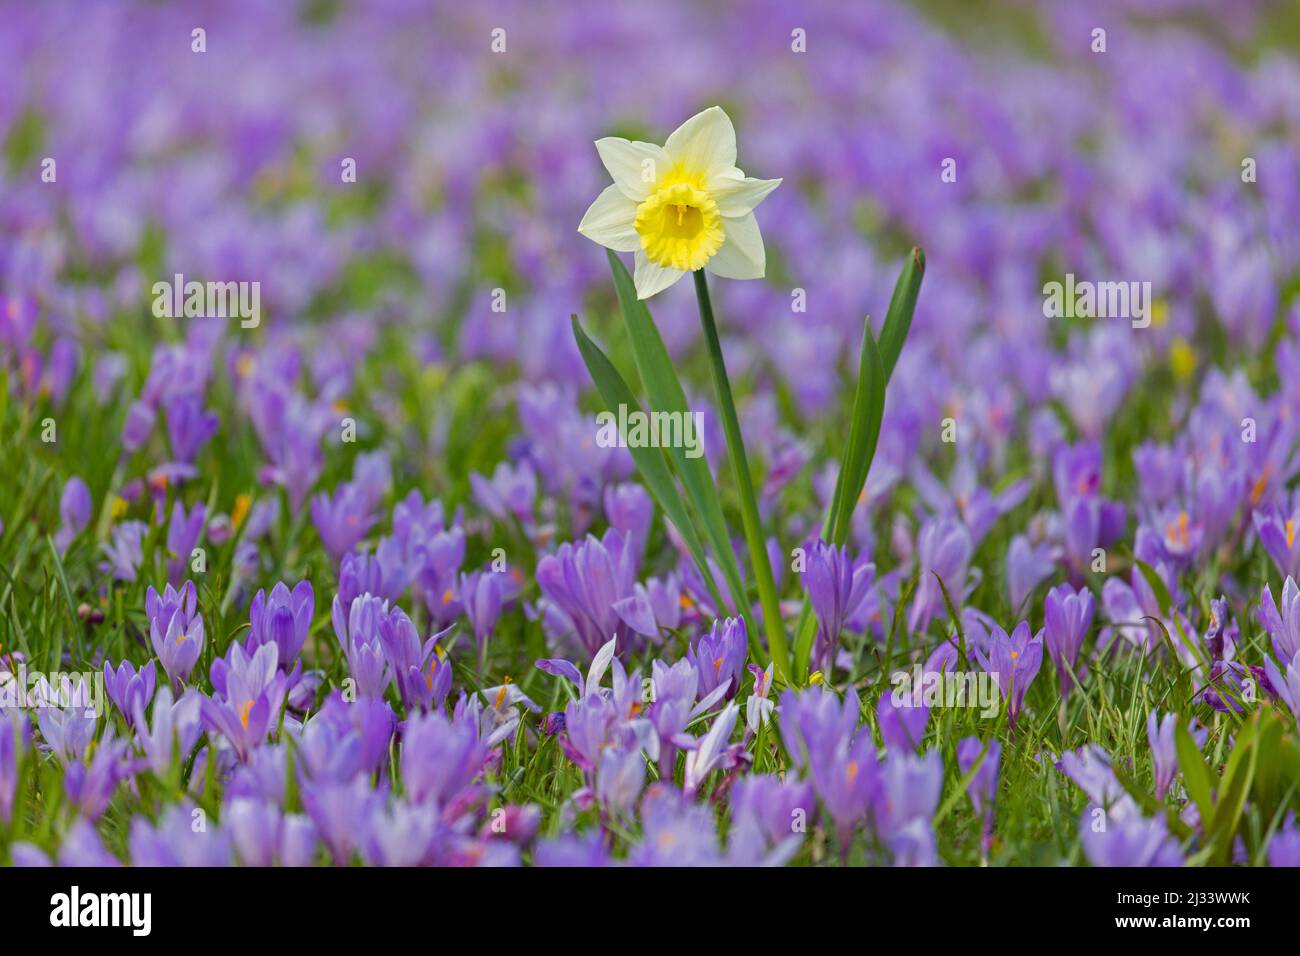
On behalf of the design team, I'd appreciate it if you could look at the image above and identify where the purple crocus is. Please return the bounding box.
[247,579,315,669]
[201,642,287,762]
[135,686,203,777]
[535,528,657,656]
[147,580,205,690]
[103,659,156,728]
[908,517,973,634]
[1269,816,1300,867]
[803,540,875,675]
[129,803,232,866]
[460,569,504,660]
[603,482,653,558]
[330,593,392,699]
[957,737,1000,855]
[55,476,92,554]
[377,607,453,712]
[165,393,219,463]
[1079,810,1184,867]
[0,712,30,826]
[1043,583,1094,695]
[310,482,379,563]
[1255,505,1300,580]
[1259,578,1300,664]
[165,500,205,584]
[226,797,319,866]
[687,616,747,701]
[64,734,130,820]
[974,621,1043,728]
[399,710,488,808]
[877,690,929,751]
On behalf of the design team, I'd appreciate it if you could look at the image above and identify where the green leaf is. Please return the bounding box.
[878,246,925,379]
[570,315,728,618]
[832,323,886,543]
[1174,721,1214,831]
[605,251,753,630]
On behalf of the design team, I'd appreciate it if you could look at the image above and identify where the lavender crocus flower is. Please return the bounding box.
[603,482,653,557]
[64,734,129,820]
[400,710,488,808]
[310,482,379,563]
[103,658,156,727]
[1263,649,1300,723]
[908,517,972,634]
[460,569,504,658]
[957,737,1000,855]
[974,621,1043,728]
[226,797,319,867]
[535,528,657,656]
[1269,816,1300,867]
[877,690,928,751]
[165,393,219,463]
[1043,583,1094,695]
[148,580,205,690]
[377,607,453,712]
[1079,810,1184,867]
[804,540,874,675]
[201,642,287,762]
[1255,505,1300,580]
[687,616,747,701]
[1259,578,1300,664]
[135,686,203,776]
[165,500,205,583]
[247,579,314,669]
[0,712,30,826]
[130,803,232,866]
[330,593,392,699]
[55,476,92,554]
[360,799,438,867]
[1006,534,1052,613]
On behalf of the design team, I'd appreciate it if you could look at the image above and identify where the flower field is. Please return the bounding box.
[3,0,1300,871]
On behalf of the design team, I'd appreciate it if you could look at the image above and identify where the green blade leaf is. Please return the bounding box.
[878,246,925,380]
[570,314,727,617]
[605,251,753,631]
[832,321,886,543]
[1174,720,1215,832]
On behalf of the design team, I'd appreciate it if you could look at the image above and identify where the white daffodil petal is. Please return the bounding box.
[706,213,766,280]
[577,184,640,252]
[595,137,670,201]
[663,106,737,177]
[633,249,687,300]
[709,173,782,218]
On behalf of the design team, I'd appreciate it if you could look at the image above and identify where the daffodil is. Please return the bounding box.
[578,106,781,299]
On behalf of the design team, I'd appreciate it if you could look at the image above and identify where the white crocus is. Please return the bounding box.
[578,106,781,299]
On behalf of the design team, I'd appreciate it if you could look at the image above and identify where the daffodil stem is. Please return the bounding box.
[692,269,791,685]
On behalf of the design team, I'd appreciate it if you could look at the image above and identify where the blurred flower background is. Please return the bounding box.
[2,0,1300,867]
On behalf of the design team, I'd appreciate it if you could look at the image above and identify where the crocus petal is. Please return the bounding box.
[612,591,658,637]
[577,185,640,252]
[633,250,686,300]
[663,106,736,176]
[706,212,765,280]
[595,137,669,201]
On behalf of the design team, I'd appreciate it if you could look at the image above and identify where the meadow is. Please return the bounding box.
[2,0,1299,868]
